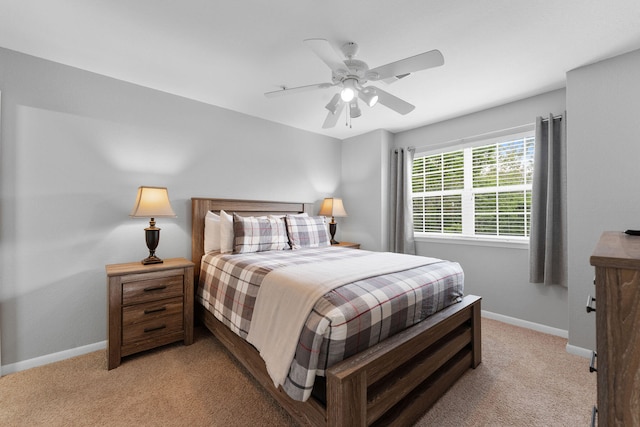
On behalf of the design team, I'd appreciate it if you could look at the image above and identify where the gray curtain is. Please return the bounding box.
[390,147,416,254]
[529,114,567,286]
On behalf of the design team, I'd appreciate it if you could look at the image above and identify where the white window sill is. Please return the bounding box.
[414,234,529,250]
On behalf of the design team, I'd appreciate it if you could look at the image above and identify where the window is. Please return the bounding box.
[412,133,535,240]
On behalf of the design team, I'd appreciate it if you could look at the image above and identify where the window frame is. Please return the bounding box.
[412,129,535,248]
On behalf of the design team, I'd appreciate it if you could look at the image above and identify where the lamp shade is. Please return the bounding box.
[130,186,177,218]
[319,198,348,218]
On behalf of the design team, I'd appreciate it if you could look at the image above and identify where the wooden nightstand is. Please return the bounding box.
[106,257,194,369]
[334,241,360,249]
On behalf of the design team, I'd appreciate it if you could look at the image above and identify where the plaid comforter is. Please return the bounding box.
[197,246,464,402]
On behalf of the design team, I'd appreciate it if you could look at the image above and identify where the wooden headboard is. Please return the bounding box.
[191,198,314,281]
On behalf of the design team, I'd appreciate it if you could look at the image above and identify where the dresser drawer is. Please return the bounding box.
[122,274,184,305]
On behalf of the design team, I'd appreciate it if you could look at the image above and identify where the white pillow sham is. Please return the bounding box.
[204,211,221,253]
[220,209,234,253]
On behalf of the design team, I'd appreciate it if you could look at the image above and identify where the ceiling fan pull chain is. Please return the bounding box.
[345,103,349,127]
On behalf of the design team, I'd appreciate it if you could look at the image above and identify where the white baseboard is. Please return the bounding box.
[481,310,568,338]
[565,343,594,359]
[482,310,592,359]
[1,340,106,376]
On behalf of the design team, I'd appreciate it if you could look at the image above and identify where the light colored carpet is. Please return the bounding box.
[0,318,595,426]
[416,318,596,426]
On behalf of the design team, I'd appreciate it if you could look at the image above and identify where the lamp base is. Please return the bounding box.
[141,222,163,265]
[141,255,163,265]
[329,222,339,245]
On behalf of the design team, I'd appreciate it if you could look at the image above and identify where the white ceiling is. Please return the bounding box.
[1,0,640,140]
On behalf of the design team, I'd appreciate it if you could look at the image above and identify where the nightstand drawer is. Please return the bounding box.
[122,311,184,345]
[122,296,184,326]
[122,274,184,305]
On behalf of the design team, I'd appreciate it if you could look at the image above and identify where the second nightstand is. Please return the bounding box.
[334,241,360,249]
[106,257,194,370]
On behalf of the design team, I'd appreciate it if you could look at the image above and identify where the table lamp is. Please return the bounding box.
[130,186,177,264]
[319,197,348,245]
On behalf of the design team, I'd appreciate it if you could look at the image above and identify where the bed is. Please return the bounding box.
[191,197,482,426]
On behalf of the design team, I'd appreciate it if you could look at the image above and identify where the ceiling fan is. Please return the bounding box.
[265,39,444,128]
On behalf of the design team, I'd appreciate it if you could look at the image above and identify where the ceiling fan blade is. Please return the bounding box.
[375,87,415,115]
[368,49,444,81]
[381,73,411,84]
[304,38,349,76]
[322,101,345,128]
[264,82,333,98]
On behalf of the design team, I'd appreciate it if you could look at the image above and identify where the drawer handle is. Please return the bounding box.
[143,285,167,292]
[585,294,596,313]
[591,406,597,427]
[144,324,167,333]
[590,351,597,373]
[144,306,167,315]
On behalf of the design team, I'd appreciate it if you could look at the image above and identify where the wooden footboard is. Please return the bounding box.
[327,294,481,426]
[196,294,481,426]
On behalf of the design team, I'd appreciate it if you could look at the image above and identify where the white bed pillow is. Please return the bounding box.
[204,211,221,253]
[220,209,234,254]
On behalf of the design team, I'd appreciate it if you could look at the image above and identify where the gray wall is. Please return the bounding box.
[340,129,393,251]
[566,48,640,350]
[0,47,341,367]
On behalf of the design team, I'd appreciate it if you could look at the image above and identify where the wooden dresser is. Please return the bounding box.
[589,232,640,426]
[106,257,194,369]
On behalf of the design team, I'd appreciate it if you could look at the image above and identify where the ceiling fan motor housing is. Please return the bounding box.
[327,42,370,87]
[332,58,369,86]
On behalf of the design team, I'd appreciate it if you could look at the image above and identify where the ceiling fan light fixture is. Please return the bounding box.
[340,87,355,102]
[349,100,362,118]
[325,94,341,114]
[340,79,357,102]
[359,87,379,107]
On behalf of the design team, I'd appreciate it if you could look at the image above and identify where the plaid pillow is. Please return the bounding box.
[233,214,289,254]
[285,215,330,250]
